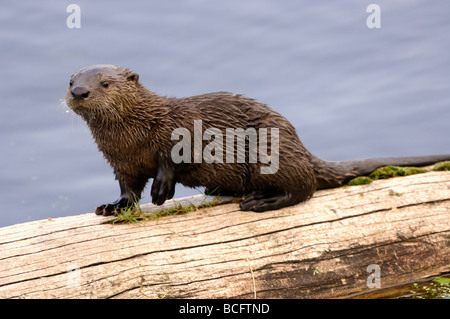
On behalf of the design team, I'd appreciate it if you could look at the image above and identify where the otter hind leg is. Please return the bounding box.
[204,186,244,198]
[240,190,295,212]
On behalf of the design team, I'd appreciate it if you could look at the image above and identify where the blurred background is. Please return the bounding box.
[0,0,449,227]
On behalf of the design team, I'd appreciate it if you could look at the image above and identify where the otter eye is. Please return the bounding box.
[102,81,109,88]
[69,80,73,87]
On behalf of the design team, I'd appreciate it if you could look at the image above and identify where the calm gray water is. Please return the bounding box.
[1,1,449,227]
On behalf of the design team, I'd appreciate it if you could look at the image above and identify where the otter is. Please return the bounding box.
[65,64,450,215]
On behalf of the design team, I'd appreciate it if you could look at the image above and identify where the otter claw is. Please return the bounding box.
[240,191,293,212]
[95,204,119,216]
[95,196,132,216]
[151,166,175,206]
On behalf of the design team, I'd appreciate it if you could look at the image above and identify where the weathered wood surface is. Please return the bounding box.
[0,171,449,299]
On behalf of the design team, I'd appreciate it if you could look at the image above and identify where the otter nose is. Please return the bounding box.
[71,86,90,99]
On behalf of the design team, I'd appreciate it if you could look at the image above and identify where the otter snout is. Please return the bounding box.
[71,86,90,99]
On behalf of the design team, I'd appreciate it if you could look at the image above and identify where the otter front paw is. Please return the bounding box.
[95,196,131,216]
[151,168,175,206]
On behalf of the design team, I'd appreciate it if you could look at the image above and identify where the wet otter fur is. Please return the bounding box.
[65,64,450,215]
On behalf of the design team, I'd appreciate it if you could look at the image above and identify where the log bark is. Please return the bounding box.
[0,171,449,299]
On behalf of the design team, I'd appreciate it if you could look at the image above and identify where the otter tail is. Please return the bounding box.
[311,154,450,190]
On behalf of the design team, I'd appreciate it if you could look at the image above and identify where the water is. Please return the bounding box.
[1,0,449,227]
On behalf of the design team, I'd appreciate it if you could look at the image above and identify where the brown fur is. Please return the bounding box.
[66,65,450,215]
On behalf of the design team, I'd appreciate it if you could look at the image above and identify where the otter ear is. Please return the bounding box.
[127,73,139,83]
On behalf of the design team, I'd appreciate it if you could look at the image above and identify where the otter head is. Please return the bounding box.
[65,64,140,122]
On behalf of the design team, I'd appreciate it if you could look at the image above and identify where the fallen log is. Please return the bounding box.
[0,171,449,299]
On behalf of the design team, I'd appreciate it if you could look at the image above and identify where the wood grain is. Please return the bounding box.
[0,171,449,299]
